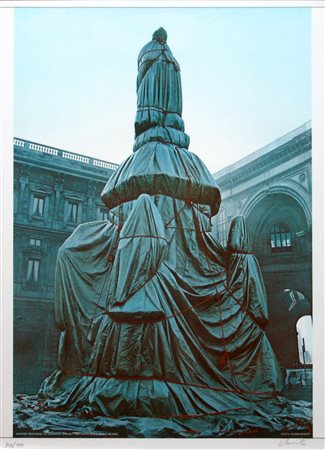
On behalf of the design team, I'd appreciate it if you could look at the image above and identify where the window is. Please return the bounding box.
[29,189,51,221]
[27,259,40,282]
[30,238,41,247]
[67,201,79,223]
[14,188,18,214]
[270,224,292,250]
[32,195,45,217]
[64,195,83,225]
[98,207,108,221]
[215,209,228,247]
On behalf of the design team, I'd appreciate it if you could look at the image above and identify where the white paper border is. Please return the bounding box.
[0,1,324,449]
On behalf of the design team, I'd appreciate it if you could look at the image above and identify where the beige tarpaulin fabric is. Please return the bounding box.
[14,28,312,438]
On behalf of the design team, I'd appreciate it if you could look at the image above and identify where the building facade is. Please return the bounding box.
[14,138,118,393]
[213,121,312,373]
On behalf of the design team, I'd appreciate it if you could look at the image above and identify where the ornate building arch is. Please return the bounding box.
[242,189,312,371]
[242,184,311,228]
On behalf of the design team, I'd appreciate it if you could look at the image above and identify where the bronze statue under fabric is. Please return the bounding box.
[14,28,312,437]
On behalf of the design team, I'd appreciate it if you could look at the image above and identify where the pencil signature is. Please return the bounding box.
[279,438,306,447]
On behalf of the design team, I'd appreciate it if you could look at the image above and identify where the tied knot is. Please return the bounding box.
[152,27,168,43]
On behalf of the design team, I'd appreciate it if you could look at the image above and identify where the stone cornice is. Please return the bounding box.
[215,127,311,190]
[14,137,118,183]
[14,223,73,238]
[14,152,110,183]
[219,158,312,200]
[14,296,54,304]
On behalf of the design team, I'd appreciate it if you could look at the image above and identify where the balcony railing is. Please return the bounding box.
[25,282,41,292]
[14,137,119,172]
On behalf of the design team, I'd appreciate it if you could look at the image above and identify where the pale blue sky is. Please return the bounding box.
[14,7,311,173]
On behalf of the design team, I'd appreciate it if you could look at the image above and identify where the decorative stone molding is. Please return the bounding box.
[14,137,119,171]
[299,173,306,183]
[242,185,312,227]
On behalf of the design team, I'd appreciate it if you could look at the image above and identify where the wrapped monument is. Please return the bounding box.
[14,28,312,438]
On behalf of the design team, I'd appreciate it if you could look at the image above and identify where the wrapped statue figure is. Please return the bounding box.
[14,28,312,438]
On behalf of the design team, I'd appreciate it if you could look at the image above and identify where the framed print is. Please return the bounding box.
[1,1,324,449]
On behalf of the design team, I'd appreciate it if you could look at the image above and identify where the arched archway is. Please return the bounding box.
[264,288,311,372]
[245,192,312,305]
[246,193,309,258]
[243,186,312,228]
[296,315,313,366]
